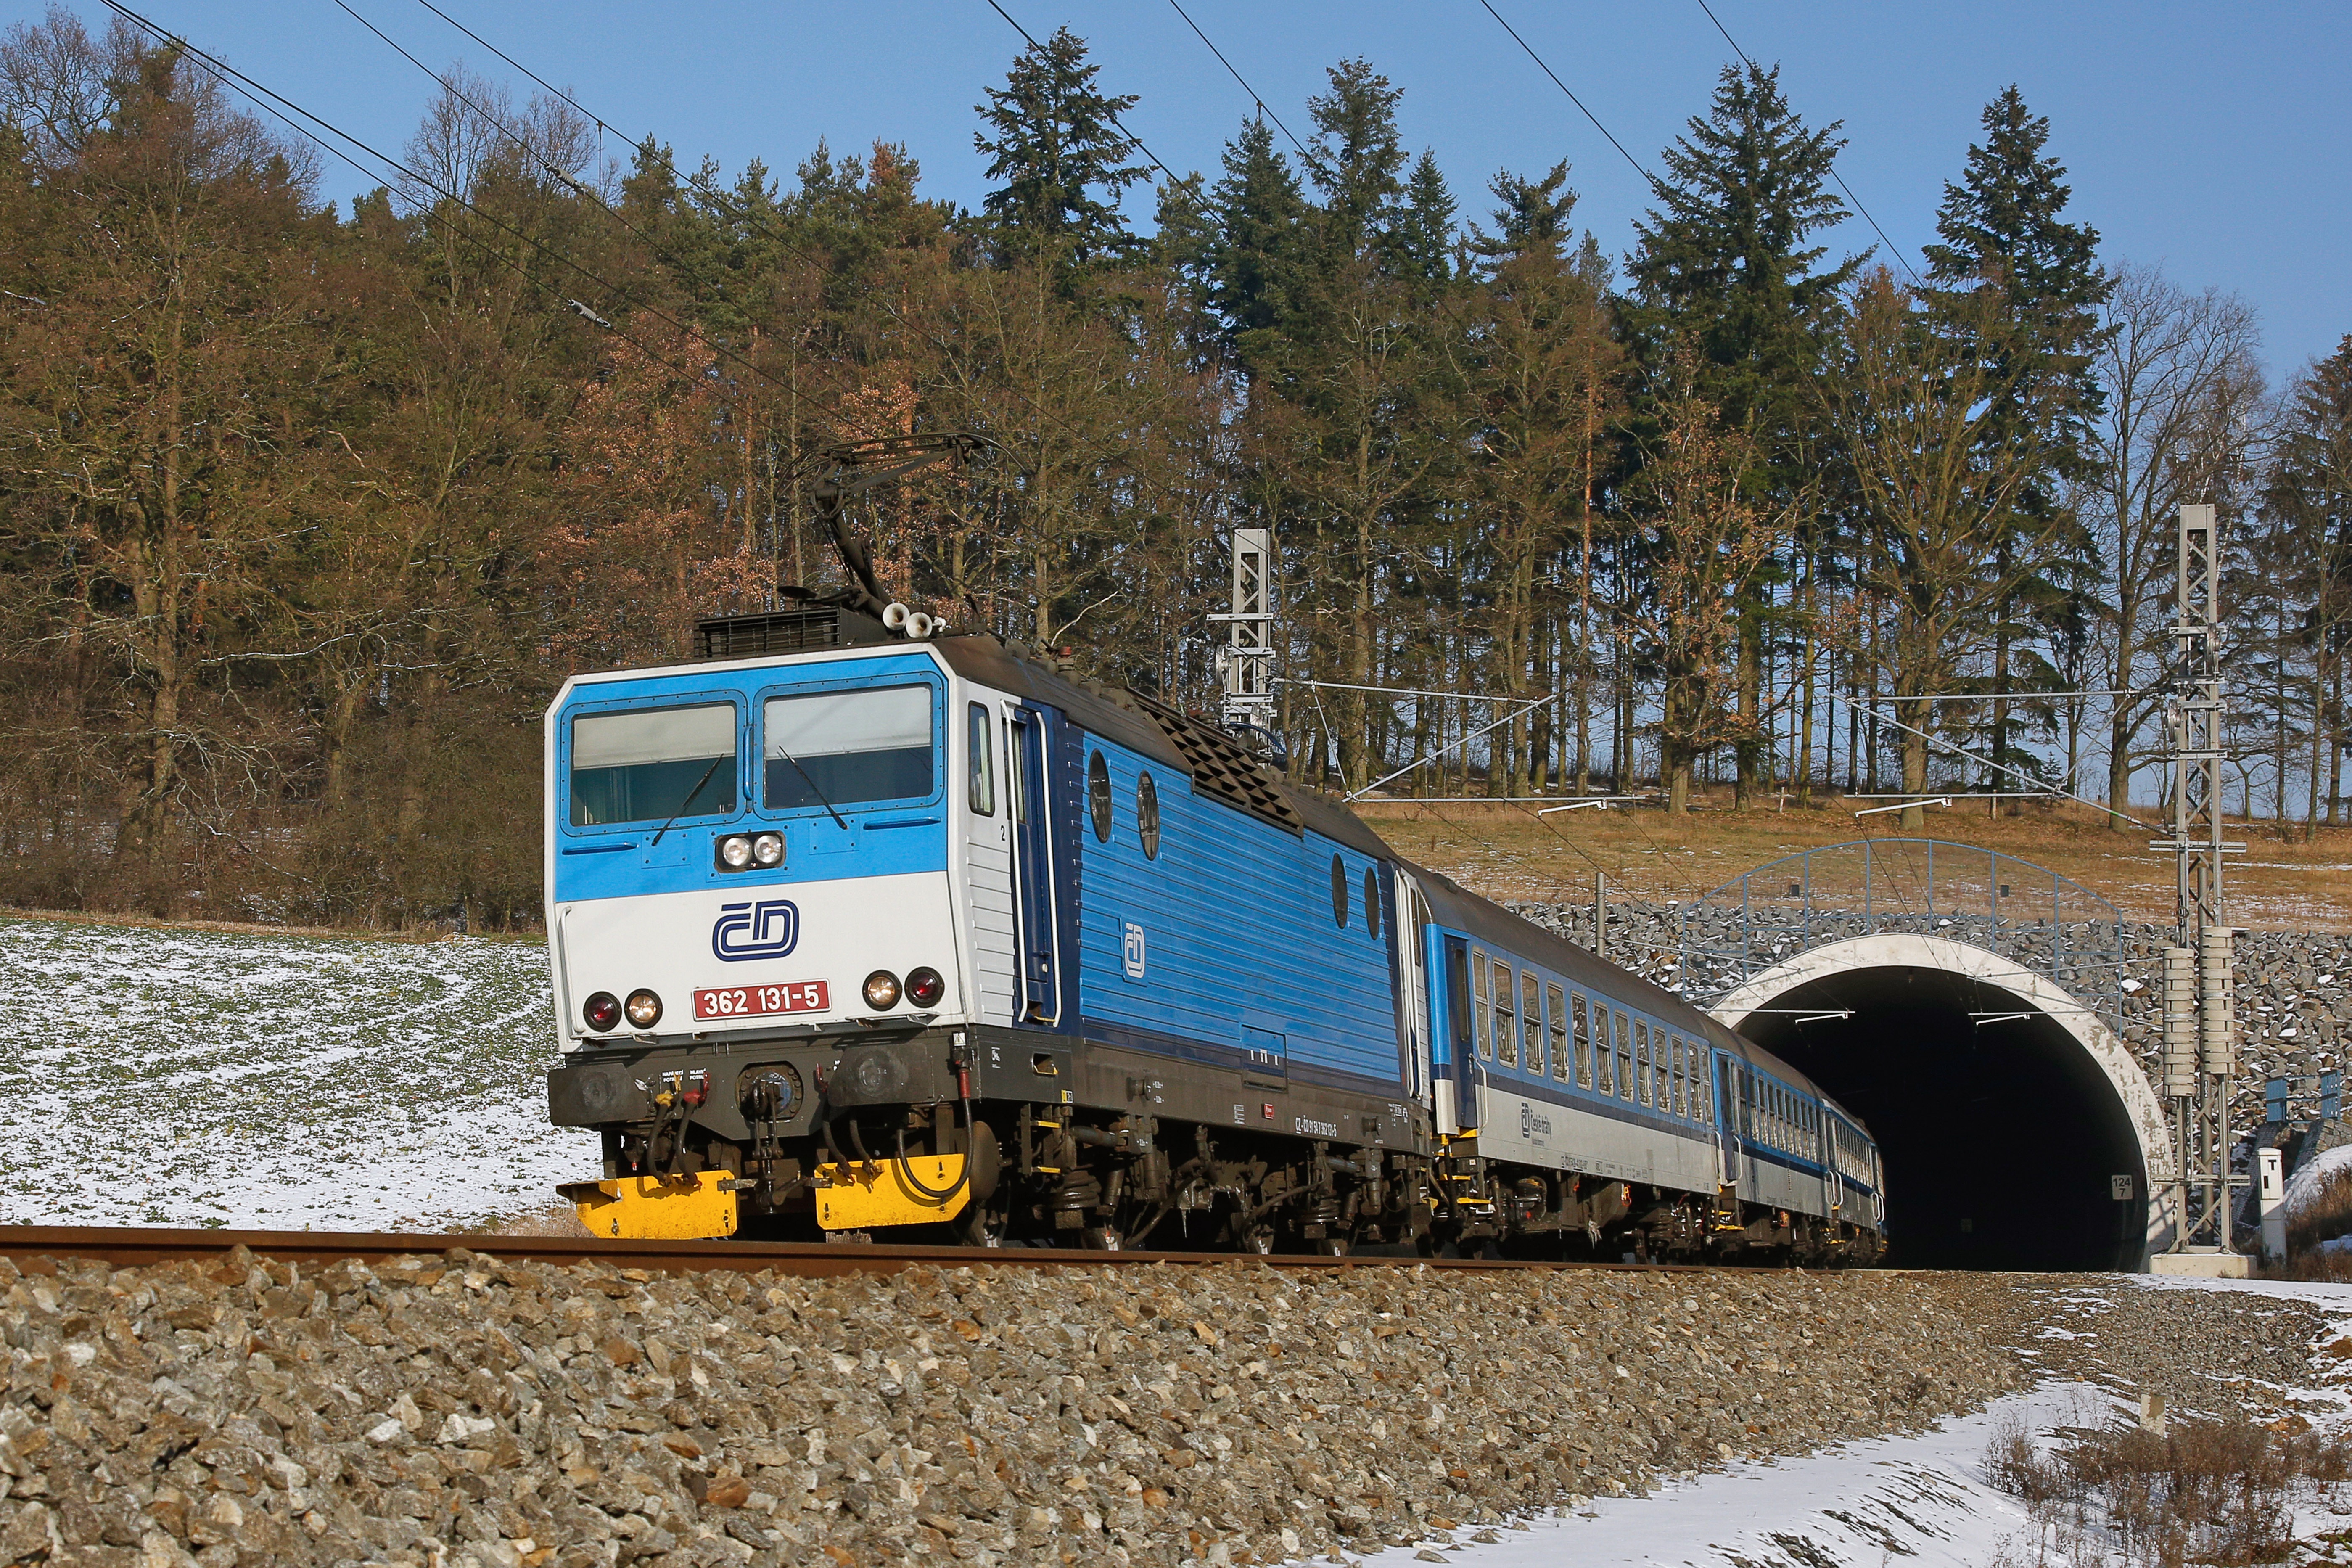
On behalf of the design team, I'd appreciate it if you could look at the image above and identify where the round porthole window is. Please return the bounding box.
[1364,866,1380,938]
[1087,751,1112,841]
[1331,854,1348,928]
[1136,772,1161,859]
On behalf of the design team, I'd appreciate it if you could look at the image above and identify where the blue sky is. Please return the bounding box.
[51,0,2351,378]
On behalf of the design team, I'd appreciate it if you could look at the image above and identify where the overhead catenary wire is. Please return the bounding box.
[981,0,1192,195]
[1163,0,1325,176]
[1689,0,1922,287]
[1472,1,1652,183]
[96,0,784,406]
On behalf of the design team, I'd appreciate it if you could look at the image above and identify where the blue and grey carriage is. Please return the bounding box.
[543,602,1886,1262]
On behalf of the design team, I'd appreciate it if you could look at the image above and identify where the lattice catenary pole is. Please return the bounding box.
[2151,502,2243,1253]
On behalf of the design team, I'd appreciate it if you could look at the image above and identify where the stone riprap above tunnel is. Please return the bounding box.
[1511,896,2352,1146]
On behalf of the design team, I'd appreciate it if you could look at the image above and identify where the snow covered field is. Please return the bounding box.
[1355,1381,2109,1568]
[1383,1274,2352,1568]
[0,914,591,1231]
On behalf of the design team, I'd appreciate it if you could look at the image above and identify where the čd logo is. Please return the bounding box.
[712,899,799,961]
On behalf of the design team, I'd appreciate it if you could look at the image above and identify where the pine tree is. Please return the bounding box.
[1626,61,1857,803]
[1923,86,2110,795]
[972,26,1145,270]
[1205,119,1311,365]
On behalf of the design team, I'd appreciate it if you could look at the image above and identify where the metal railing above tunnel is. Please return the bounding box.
[1677,839,2127,1028]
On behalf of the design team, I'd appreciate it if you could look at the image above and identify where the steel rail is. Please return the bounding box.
[0,1225,1728,1277]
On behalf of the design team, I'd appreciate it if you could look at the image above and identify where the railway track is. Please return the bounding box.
[0,1224,1710,1277]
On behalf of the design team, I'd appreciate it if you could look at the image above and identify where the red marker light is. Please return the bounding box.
[583,992,621,1031]
[1263,1103,1275,1120]
[905,966,945,1008]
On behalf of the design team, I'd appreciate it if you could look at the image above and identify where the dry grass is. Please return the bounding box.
[1987,1410,2352,1566]
[1351,795,2352,931]
[481,1201,592,1239]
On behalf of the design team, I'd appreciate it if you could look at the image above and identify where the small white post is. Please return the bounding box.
[2259,1146,2286,1261]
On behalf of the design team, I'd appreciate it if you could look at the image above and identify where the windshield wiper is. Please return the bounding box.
[769,743,850,830]
[648,756,729,847]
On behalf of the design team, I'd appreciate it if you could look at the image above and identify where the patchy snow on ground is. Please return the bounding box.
[1359,1275,2352,1568]
[2290,1144,2352,1216]
[1348,1382,2110,1568]
[0,915,591,1231]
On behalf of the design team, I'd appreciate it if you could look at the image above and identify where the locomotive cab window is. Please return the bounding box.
[1136,772,1160,859]
[967,703,994,816]
[1087,751,1113,841]
[570,702,737,827]
[1331,855,1349,927]
[1364,867,1380,939]
[762,685,933,811]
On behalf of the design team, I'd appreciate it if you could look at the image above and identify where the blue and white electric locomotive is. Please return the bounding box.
[544,601,1885,1262]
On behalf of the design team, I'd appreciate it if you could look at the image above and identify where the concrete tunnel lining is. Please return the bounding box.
[1711,934,2177,1271]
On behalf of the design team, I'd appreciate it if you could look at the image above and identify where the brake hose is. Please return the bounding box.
[896,1052,975,1206]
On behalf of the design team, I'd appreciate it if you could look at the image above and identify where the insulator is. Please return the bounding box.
[2198,926,2236,1077]
[2161,946,2199,1098]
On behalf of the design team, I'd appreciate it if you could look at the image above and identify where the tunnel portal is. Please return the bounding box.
[1713,936,2173,1272]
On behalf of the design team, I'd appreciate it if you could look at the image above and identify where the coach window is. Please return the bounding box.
[1520,971,1542,1074]
[1633,1022,1651,1107]
[1364,868,1381,939]
[1670,1038,1687,1118]
[1332,855,1350,927]
[1494,961,1519,1068]
[1472,946,1493,1060]
[1572,994,1594,1090]
[1547,982,1568,1081]
[967,704,995,815]
[1087,751,1113,841]
[1136,772,1161,859]
[1694,1049,1711,1124]
[1614,1012,1633,1100]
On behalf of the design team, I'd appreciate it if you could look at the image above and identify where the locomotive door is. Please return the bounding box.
[1394,871,1431,1101]
[1004,703,1062,1024]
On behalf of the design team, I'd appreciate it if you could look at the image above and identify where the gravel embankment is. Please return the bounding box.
[0,1250,2030,1568]
[1983,1277,2347,1425]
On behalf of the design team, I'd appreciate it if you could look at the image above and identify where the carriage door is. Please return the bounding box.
[1442,936,1478,1128]
[1005,704,1062,1024]
[1714,1052,1742,1190]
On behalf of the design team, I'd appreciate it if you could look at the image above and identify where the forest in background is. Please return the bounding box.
[1,8,2346,931]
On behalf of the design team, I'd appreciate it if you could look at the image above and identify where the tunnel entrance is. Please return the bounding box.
[1720,952,2162,1272]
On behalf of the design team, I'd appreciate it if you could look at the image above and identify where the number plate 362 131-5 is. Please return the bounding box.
[693,981,828,1021]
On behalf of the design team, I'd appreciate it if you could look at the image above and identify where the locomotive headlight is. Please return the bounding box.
[905,966,945,1008]
[751,831,785,867]
[716,834,753,870]
[583,992,622,1031]
[862,970,902,1011]
[624,989,663,1028]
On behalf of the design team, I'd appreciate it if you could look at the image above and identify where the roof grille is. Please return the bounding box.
[1130,693,1301,832]
[695,608,891,660]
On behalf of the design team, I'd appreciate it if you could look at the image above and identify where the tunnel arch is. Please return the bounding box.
[1711,934,2177,1270]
